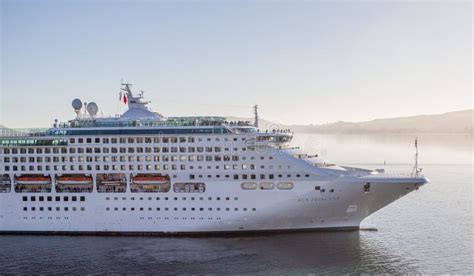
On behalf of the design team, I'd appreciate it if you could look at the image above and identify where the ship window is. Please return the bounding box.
[315,186,320,190]
[31,207,35,211]
[56,196,60,201]
[47,196,52,202]
[48,207,52,211]
[22,196,27,202]
[23,207,27,211]
[39,196,44,202]
[64,196,69,201]
[56,207,60,211]
[30,196,36,201]
[64,207,68,211]
[72,196,77,202]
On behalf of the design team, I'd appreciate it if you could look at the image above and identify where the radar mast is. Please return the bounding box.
[254,104,259,128]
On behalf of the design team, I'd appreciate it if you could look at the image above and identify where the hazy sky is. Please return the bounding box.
[1,0,472,127]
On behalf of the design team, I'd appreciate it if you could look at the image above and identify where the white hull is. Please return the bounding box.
[0,84,429,234]
[0,177,427,234]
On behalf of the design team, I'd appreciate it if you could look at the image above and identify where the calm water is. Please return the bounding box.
[0,133,472,274]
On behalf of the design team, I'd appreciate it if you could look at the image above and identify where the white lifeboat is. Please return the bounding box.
[16,175,51,185]
[58,175,93,185]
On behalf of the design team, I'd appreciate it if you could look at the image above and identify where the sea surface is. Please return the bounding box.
[0,133,472,274]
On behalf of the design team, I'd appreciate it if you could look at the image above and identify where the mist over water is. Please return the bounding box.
[0,133,472,274]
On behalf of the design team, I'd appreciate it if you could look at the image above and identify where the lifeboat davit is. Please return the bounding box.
[99,175,123,185]
[58,175,93,185]
[132,175,168,185]
[1,176,11,184]
[16,176,51,185]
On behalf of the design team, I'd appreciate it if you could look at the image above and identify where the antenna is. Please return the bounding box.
[254,104,259,128]
[412,138,422,177]
[121,80,133,95]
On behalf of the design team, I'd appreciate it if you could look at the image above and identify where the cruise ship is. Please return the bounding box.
[0,83,429,234]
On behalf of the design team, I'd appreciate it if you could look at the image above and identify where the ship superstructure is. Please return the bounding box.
[0,83,429,234]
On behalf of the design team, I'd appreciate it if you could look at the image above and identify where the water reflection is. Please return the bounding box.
[0,232,419,274]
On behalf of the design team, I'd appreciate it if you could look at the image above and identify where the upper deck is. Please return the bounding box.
[0,82,292,144]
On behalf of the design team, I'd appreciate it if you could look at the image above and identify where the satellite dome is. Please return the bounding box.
[72,99,83,111]
[86,102,99,117]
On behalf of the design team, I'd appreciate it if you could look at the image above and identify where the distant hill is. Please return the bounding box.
[1,110,472,134]
[227,109,474,134]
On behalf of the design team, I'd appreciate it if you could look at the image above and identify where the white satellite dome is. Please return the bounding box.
[86,102,99,117]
